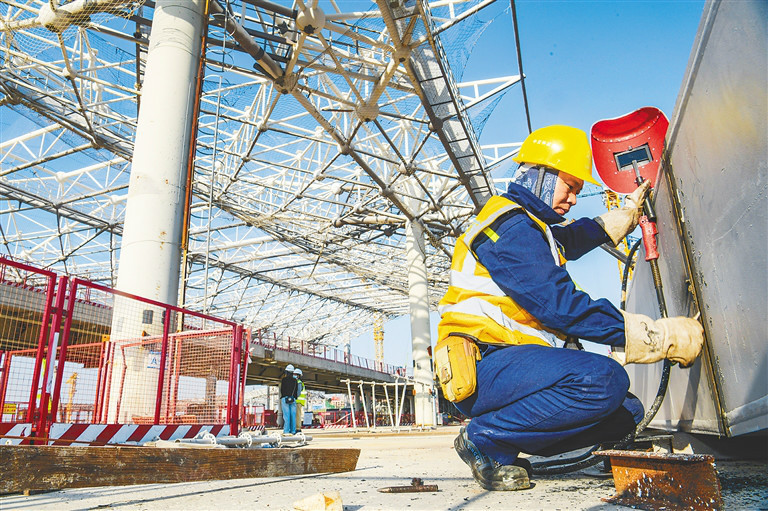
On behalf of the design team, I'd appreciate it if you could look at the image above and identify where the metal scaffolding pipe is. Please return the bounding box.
[345,379,357,429]
[209,0,283,80]
[383,382,394,428]
[176,433,312,446]
[393,378,399,429]
[343,379,411,429]
[358,381,370,429]
[372,382,377,429]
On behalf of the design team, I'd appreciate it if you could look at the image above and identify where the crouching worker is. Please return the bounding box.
[435,125,704,491]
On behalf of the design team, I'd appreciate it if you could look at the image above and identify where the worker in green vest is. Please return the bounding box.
[294,367,307,432]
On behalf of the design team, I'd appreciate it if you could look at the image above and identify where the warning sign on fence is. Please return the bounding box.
[147,351,161,369]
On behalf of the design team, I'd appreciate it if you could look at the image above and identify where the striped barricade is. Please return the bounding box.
[47,423,230,446]
[0,423,34,445]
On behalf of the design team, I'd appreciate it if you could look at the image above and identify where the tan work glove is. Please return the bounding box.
[618,311,704,366]
[595,181,651,245]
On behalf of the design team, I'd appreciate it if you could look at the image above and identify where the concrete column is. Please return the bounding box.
[116,0,205,305]
[108,0,205,423]
[405,220,435,427]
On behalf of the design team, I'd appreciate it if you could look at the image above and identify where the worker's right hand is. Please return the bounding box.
[625,179,651,212]
[621,311,704,366]
[594,181,651,245]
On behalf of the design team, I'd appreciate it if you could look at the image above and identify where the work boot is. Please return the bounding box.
[513,456,533,479]
[454,427,531,491]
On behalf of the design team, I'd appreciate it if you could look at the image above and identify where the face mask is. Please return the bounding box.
[511,163,559,208]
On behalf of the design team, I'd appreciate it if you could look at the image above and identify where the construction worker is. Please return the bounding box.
[294,368,307,432]
[438,125,705,491]
[280,364,298,434]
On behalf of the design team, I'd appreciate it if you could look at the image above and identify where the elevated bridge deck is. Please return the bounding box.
[246,335,406,393]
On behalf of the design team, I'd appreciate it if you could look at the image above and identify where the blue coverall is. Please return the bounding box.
[452,183,644,465]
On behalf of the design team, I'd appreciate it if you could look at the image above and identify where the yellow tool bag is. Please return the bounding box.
[434,332,482,403]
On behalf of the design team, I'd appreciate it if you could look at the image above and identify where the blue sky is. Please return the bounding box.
[353,0,707,366]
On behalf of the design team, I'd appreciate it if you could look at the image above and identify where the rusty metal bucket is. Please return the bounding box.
[595,449,723,510]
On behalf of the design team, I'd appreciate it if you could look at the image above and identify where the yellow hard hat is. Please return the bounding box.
[513,125,600,185]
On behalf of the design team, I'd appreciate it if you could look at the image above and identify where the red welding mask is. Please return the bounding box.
[590,107,669,193]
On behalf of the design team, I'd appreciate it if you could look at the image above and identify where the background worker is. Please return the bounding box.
[280,364,299,435]
[294,367,307,432]
[438,125,704,491]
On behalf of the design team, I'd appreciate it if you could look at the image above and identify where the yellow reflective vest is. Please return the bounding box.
[296,380,307,406]
[438,195,567,348]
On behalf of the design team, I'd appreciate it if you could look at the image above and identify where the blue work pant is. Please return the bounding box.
[453,344,644,465]
[281,397,297,434]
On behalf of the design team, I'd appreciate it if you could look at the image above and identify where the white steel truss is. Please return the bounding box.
[0,0,524,347]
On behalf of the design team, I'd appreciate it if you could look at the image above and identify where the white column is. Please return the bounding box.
[108,0,205,423]
[116,0,205,306]
[405,220,435,427]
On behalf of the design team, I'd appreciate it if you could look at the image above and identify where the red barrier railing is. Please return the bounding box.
[251,329,403,376]
[0,258,58,435]
[56,277,245,434]
[0,256,247,443]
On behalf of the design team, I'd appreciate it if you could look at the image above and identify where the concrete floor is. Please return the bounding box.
[2,426,766,511]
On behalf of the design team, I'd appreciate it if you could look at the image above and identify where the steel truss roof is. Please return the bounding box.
[0,0,523,349]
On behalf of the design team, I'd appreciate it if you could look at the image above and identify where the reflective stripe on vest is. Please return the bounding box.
[438,196,566,348]
[463,197,562,265]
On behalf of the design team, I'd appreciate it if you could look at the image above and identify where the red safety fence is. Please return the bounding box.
[0,256,247,444]
[241,407,277,428]
[0,258,59,437]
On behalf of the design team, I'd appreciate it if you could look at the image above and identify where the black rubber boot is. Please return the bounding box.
[454,427,531,491]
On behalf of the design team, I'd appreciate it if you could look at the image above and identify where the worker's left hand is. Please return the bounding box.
[621,311,704,366]
[594,181,651,245]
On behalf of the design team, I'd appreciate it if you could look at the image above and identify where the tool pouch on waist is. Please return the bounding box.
[434,332,482,403]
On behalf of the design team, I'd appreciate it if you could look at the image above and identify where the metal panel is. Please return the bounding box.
[625,0,768,436]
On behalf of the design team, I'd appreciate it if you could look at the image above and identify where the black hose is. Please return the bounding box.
[620,237,643,309]
[531,445,601,469]
[531,447,605,475]
[532,237,672,475]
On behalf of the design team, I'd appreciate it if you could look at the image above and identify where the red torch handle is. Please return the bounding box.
[639,215,659,261]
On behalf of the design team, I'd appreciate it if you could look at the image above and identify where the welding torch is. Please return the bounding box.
[631,160,667,319]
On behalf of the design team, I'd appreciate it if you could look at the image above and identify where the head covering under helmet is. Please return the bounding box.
[511,163,560,208]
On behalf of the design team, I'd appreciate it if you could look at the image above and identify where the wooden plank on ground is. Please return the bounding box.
[0,445,360,493]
